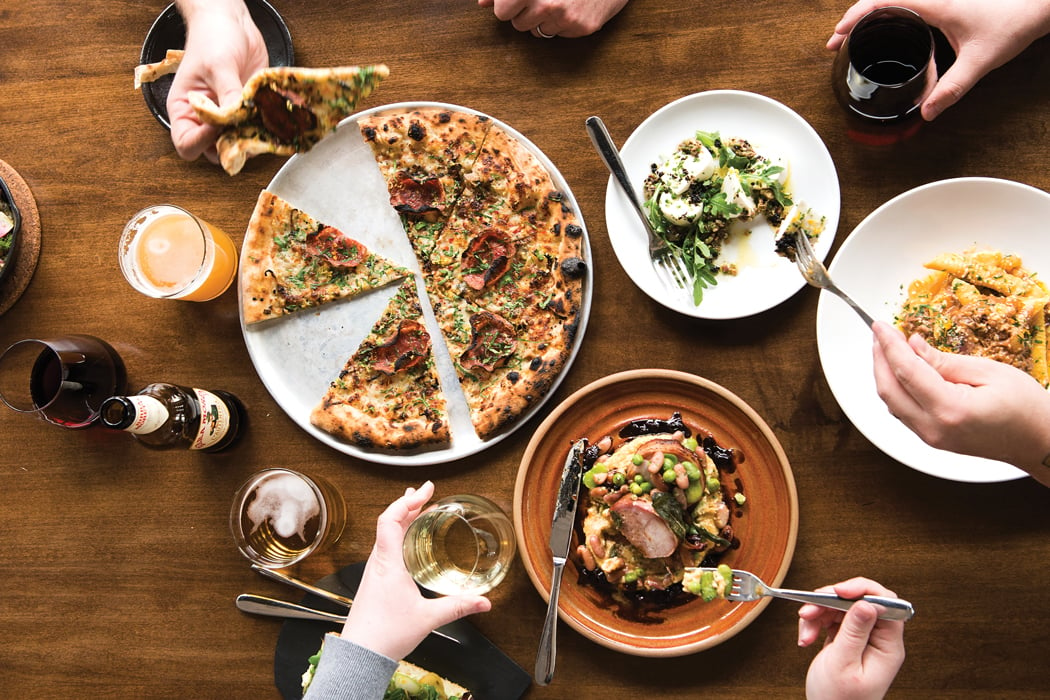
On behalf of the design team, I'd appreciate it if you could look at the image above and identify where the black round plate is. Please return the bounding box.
[139,0,294,129]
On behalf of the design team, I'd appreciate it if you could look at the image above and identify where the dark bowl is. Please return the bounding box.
[0,175,22,287]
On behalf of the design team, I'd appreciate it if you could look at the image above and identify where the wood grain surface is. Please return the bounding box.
[2,1,1049,697]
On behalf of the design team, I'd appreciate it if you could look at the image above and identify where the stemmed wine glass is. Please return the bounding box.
[831,6,936,144]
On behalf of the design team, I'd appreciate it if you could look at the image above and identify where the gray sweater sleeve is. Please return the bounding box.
[302,632,398,700]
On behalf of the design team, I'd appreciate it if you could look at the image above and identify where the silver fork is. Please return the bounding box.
[695,567,915,621]
[585,115,692,290]
[789,215,875,327]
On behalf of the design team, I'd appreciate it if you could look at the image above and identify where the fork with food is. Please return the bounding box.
[685,566,915,621]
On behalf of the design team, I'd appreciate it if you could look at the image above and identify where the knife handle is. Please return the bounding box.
[235,593,348,624]
[535,560,566,686]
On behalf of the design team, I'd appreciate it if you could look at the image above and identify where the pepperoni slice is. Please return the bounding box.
[372,320,430,375]
[462,229,515,290]
[304,226,368,269]
[390,172,443,216]
[254,86,317,143]
[460,311,517,372]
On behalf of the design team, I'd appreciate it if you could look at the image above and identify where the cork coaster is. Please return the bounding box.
[0,159,41,316]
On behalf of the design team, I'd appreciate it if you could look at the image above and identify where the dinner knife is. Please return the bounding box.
[534,438,587,686]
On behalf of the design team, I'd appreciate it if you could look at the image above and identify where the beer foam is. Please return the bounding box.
[247,473,320,541]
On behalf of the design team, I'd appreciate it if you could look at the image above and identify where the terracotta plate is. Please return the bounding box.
[513,369,798,656]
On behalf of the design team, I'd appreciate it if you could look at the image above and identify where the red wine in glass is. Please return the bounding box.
[0,335,127,428]
[832,7,936,145]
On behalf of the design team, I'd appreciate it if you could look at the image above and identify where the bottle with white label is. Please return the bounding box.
[99,383,243,452]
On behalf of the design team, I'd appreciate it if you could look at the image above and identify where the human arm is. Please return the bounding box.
[478,0,630,38]
[871,321,1050,487]
[798,577,906,700]
[168,0,267,162]
[827,0,1050,120]
[339,481,492,660]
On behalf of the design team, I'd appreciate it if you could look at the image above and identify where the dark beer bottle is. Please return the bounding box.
[100,383,243,452]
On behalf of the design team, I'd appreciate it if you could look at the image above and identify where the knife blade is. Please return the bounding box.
[534,438,587,686]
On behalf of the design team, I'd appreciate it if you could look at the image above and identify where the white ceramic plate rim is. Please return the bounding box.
[604,90,840,319]
[240,101,592,465]
[816,176,1044,483]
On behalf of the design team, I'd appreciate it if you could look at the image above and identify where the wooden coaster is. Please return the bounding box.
[0,159,41,316]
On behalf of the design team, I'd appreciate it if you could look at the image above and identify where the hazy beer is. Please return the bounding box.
[119,205,238,301]
[230,469,346,568]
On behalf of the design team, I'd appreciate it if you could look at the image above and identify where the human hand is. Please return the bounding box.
[479,0,630,38]
[168,0,267,163]
[872,321,1050,486]
[340,481,492,661]
[827,0,1050,120]
[799,577,906,700]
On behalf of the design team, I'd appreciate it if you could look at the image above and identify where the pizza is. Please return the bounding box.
[358,107,587,440]
[133,49,184,89]
[245,106,587,451]
[189,64,389,175]
[240,190,411,324]
[309,277,450,450]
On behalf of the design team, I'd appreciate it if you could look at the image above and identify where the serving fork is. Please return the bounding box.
[693,567,915,621]
[585,115,692,291]
[790,216,875,327]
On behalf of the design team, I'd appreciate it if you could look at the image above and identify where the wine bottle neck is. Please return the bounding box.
[101,395,170,434]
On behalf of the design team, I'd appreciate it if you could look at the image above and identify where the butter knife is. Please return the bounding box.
[535,438,587,686]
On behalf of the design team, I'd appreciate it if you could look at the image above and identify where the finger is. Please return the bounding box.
[829,601,880,658]
[169,117,220,162]
[920,58,984,120]
[832,576,896,600]
[491,0,527,22]
[906,332,1015,387]
[421,594,492,630]
[872,323,926,417]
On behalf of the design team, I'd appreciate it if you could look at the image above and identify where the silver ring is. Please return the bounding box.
[536,26,556,39]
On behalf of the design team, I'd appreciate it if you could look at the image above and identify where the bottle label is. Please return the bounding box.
[191,388,232,450]
[124,396,169,434]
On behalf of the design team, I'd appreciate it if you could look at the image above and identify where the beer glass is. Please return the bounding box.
[402,494,516,596]
[831,6,936,144]
[230,469,347,568]
[119,204,238,302]
[0,334,127,428]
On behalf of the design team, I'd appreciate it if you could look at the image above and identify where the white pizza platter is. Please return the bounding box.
[239,102,593,466]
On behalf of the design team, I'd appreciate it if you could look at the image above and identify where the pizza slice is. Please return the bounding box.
[189,64,389,175]
[309,278,450,450]
[241,190,411,324]
[358,107,493,230]
[429,291,573,440]
[425,183,588,327]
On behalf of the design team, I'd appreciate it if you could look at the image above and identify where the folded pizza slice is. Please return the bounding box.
[189,64,389,174]
[310,277,450,450]
[241,190,411,324]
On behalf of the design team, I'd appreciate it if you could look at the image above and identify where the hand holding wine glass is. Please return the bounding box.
[828,0,1050,121]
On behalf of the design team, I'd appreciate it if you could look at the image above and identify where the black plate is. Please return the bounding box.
[273,562,532,699]
[139,0,294,129]
[0,175,22,286]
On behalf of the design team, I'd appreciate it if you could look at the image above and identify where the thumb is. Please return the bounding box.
[908,333,1001,385]
[827,601,879,659]
[921,54,985,120]
[422,595,492,630]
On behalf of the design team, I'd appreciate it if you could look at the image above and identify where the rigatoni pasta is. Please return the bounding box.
[897,248,1050,386]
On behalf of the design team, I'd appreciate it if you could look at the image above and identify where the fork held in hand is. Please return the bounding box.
[585,115,692,290]
[791,224,875,327]
[697,568,915,621]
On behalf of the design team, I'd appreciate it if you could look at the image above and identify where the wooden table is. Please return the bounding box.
[3,1,1050,697]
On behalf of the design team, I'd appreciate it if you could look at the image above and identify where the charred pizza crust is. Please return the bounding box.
[309,278,450,449]
[190,65,388,174]
[240,190,410,324]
